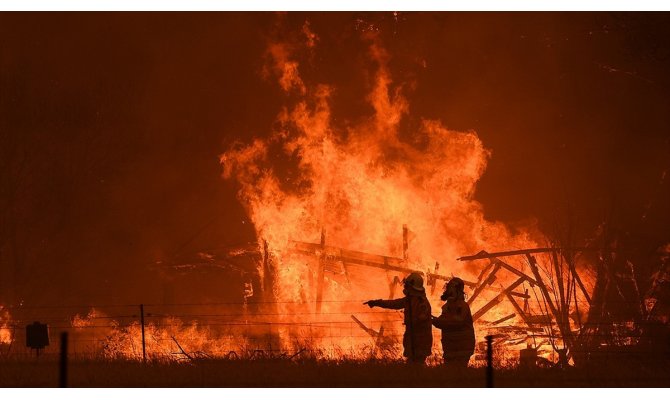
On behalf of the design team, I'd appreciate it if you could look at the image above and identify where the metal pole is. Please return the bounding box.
[59,332,68,388]
[486,335,494,388]
[140,304,146,363]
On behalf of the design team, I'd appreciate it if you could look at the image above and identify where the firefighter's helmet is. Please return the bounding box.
[403,272,425,293]
[445,277,465,297]
[440,277,465,300]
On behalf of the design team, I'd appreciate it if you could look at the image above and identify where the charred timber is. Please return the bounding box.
[290,240,476,287]
[458,247,598,261]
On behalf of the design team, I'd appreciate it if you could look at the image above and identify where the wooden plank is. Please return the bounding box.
[472,293,504,322]
[459,248,558,261]
[426,272,477,288]
[292,240,479,287]
[491,313,516,325]
[388,275,401,299]
[457,250,541,287]
[467,263,501,305]
[472,277,526,322]
[350,315,379,338]
[495,258,541,287]
[315,230,326,313]
[475,260,496,285]
[458,247,597,261]
[509,291,530,299]
[568,261,592,304]
[402,224,409,261]
[292,241,406,267]
[428,262,440,295]
[505,292,532,326]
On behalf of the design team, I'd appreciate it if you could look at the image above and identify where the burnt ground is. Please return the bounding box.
[1,358,669,387]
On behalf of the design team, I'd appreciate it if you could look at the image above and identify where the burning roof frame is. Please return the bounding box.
[156,225,650,365]
[290,226,599,365]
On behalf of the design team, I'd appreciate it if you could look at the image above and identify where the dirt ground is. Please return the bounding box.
[1,358,669,387]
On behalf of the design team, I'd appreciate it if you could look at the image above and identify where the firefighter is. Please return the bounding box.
[432,277,475,368]
[364,272,433,364]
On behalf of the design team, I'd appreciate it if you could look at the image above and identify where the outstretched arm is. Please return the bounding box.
[364,298,406,310]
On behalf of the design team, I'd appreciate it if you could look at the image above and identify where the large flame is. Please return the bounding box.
[220,27,554,360]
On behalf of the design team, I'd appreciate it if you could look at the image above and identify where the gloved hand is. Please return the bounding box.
[364,299,382,308]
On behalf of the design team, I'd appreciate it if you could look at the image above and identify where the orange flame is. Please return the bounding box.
[0,305,12,345]
[219,28,569,361]
[71,308,253,361]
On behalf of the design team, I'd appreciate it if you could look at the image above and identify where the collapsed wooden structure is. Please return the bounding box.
[155,223,664,364]
[290,225,474,312]
[290,225,597,363]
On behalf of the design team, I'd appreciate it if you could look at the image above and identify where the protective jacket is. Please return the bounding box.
[432,298,475,360]
[376,293,433,359]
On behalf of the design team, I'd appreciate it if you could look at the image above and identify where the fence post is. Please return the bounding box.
[140,304,146,363]
[59,332,68,388]
[486,335,494,388]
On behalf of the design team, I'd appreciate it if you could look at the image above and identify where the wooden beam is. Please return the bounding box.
[472,293,504,322]
[426,271,477,288]
[467,263,501,305]
[457,250,540,286]
[509,291,530,299]
[458,247,597,261]
[495,258,541,287]
[315,230,326,313]
[472,277,526,322]
[491,313,516,325]
[350,315,380,338]
[475,260,496,285]
[505,292,532,326]
[292,240,478,287]
[567,260,592,305]
[291,241,406,270]
[402,224,409,261]
[428,262,440,295]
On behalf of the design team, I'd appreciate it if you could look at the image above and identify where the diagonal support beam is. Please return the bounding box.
[472,277,526,322]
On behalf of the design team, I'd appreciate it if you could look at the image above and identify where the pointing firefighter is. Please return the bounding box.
[432,277,475,368]
[364,272,433,364]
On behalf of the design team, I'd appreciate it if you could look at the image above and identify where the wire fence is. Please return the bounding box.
[0,299,667,364]
[0,301,409,361]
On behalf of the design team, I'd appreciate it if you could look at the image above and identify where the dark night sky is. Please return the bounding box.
[1,12,669,307]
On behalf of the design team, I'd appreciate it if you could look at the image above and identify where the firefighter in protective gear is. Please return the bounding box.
[364,272,433,364]
[432,277,475,367]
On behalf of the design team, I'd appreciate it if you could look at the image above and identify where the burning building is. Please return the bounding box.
[2,13,668,371]
[218,22,596,365]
